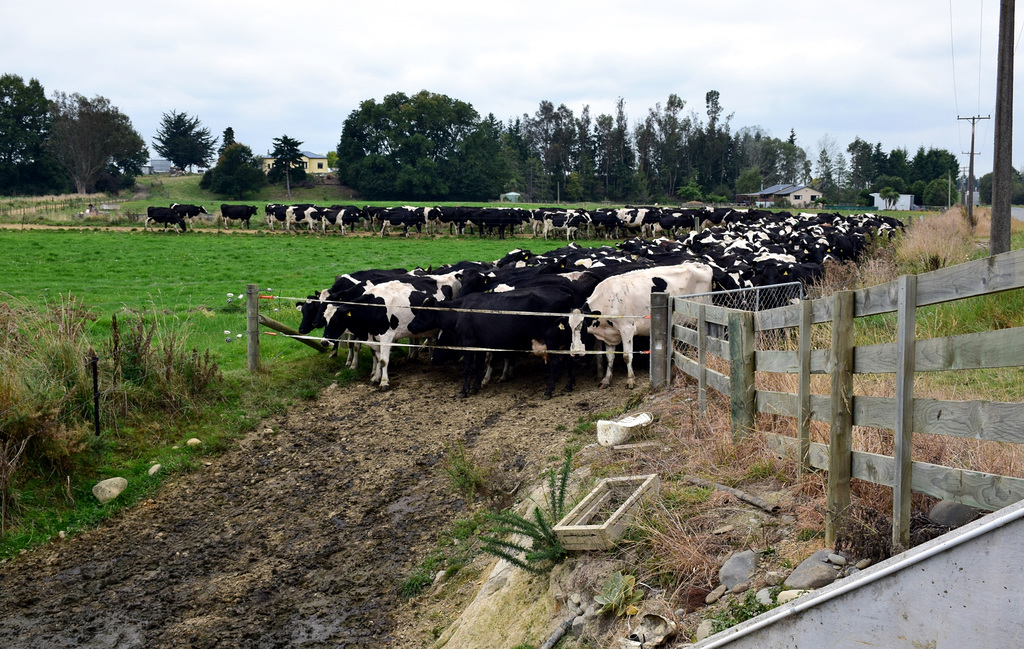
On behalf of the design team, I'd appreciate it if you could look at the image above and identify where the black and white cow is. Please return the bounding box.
[145,206,187,232]
[170,203,210,226]
[266,204,289,231]
[220,204,258,229]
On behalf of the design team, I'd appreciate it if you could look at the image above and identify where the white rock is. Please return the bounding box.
[828,553,847,566]
[755,588,773,606]
[186,438,202,446]
[92,477,128,504]
[696,619,715,641]
[148,464,162,476]
[777,589,809,604]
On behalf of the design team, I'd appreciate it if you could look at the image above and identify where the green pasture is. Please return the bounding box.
[0,228,603,374]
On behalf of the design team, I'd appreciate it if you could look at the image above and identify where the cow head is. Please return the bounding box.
[296,290,329,335]
[568,308,589,357]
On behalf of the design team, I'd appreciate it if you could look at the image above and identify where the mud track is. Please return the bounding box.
[0,357,639,648]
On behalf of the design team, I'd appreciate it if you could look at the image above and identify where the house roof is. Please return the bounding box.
[740,183,819,197]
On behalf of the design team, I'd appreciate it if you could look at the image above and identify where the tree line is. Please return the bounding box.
[0,72,969,205]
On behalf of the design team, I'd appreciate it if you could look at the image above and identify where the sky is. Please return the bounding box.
[3,0,1021,178]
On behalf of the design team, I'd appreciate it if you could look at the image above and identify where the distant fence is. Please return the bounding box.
[654,248,1024,549]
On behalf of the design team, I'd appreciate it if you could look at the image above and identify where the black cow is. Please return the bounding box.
[220,204,258,229]
[145,206,187,232]
[409,287,579,399]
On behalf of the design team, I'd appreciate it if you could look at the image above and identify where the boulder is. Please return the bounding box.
[784,549,838,590]
[92,477,128,504]
[929,500,979,528]
[719,550,758,590]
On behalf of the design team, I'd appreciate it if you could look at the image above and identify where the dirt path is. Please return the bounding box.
[0,358,638,648]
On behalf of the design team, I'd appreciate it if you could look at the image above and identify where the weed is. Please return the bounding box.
[479,450,573,575]
[708,587,781,633]
[594,570,645,617]
[442,442,490,503]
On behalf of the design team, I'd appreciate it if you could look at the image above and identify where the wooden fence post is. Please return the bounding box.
[728,310,755,442]
[893,274,917,550]
[797,298,812,475]
[650,292,669,390]
[826,290,854,546]
[697,302,707,415]
[246,283,260,373]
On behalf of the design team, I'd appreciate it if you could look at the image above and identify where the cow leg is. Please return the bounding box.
[376,342,392,390]
[481,352,494,386]
[499,357,513,382]
[458,353,475,398]
[622,334,637,389]
[599,343,616,388]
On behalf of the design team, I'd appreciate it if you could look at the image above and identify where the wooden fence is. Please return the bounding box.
[659,247,1024,548]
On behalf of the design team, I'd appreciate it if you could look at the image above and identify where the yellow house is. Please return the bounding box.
[261,151,330,175]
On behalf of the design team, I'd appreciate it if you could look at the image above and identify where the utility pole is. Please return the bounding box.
[991,0,1014,255]
[959,115,990,229]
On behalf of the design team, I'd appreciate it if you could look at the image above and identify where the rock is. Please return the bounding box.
[570,615,586,638]
[148,464,161,476]
[730,581,749,594]
[827,553,847,566]
[58,531,66,539]
[765,571,784,586]
[705,584,727,604]
[433,570,445,585]
[855,558,872,570]
[186,438,202,447]
[719,550,758,590]
[755,588,773,606]
[929,500,979,528]
[711,524,734,535]
[696,619,715,642]
[584,603,602,620]
[624,613,676,647]
[784,550,839,590]
[92,477,128,504]
[777,589,809,604]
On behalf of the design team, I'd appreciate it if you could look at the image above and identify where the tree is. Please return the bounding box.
[46,92,148,194]
[152,110,217,172]
[269,135,305,197]
[199,142,266,198]
[735,167,762,196]
[879,186,900,210]
[218,127,235,155]
[0,74,65,195]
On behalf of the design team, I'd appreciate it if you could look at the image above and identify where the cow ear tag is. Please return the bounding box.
[559,323,565,330]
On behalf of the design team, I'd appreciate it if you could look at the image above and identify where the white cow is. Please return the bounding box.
[568,263,713,388]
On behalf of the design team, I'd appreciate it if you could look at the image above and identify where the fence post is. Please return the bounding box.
[90,350,101,436]
[246,283,260,373]
[697,302,707,415]
[826,290,854,546]
[728,310,755,442]
[797,298,812,475]
[893,274,917,550]
[650,292,669,390]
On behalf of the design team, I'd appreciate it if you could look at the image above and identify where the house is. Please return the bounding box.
[142,159,173,175]
[869,192,916,211]
[261,151,330,175]
[738,183,823,208]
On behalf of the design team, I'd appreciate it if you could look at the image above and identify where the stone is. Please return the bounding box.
[755,588,773,606]
[92,477,128,504]
[855,558,872,570]
[777,589,809,604]
[148,464,161,476]
[730,581,749,595]
[719,550,758,590]
[569,615,586,638]
[828,553,847,566]
[705,584,727,604]
[186,438,202,447]
[765,571,784,586]
[784,550,839,590]
[696,619,715,642]
[584,603,602,620]
[711,525,734,535]
[929,500,979,528]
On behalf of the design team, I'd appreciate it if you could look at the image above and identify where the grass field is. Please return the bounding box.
[0,228,609,373]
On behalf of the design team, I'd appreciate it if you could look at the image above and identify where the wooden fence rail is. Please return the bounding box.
[662,247,1024,549]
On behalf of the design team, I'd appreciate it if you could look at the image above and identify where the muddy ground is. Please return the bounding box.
[0,356,640,648]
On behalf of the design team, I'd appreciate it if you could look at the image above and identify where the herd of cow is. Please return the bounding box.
[144,202,883,242]
[291,208,905,398]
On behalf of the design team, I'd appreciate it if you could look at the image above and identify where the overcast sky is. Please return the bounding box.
[4,1,1021,178]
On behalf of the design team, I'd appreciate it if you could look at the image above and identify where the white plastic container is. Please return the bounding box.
[596,412,653,447]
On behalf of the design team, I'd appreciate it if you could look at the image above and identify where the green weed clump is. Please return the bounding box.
[479,450,574,575]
